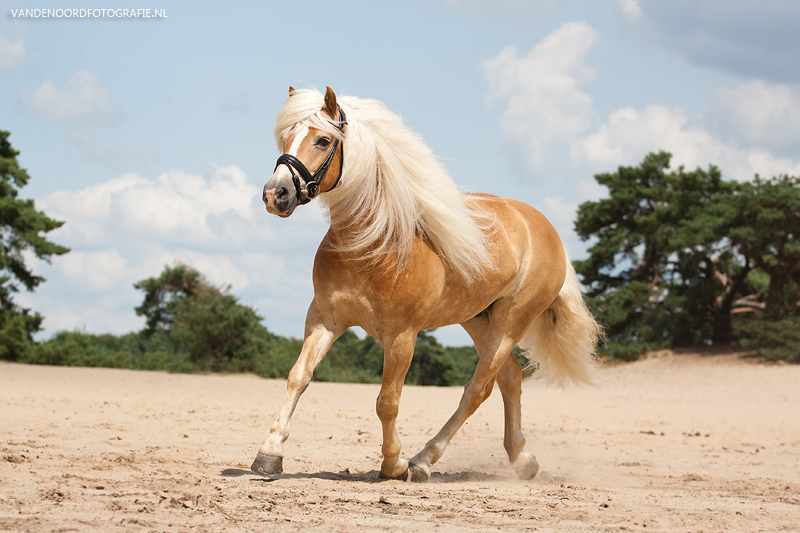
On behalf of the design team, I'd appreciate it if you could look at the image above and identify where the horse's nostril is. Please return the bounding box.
[276,187,288,199]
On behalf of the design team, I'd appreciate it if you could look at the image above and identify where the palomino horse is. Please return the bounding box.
[254,86,601,482]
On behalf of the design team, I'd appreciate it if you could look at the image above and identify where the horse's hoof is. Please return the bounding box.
[378,469,409,482]
[250,452,283,475]
[378,457,409,481]
[511,452,539,480]
[407,462,430,483]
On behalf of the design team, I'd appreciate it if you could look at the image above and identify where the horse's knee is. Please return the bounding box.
[376,391,399,422]
[286,366,313,394]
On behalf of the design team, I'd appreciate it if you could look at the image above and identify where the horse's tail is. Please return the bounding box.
[518,252,603,387]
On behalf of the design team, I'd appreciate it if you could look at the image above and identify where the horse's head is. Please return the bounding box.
[263,86,347,217]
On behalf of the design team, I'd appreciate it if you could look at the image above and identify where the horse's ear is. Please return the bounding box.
[323,86,337,118]
[288,85,296,95]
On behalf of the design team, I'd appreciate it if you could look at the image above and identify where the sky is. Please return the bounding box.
[2,0,800,347]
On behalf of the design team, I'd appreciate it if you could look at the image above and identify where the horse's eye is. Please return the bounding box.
[316,137,331,148]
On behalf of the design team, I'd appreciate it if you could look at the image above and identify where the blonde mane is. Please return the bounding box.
[274,88,495,281]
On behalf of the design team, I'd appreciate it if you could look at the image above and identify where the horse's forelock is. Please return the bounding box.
[275,89,343,152]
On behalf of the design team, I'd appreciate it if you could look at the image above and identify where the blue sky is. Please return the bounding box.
[2,0,800,346]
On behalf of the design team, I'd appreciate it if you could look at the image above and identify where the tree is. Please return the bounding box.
[727,175,800,318]
[407,330,453,386]
[0,131,69,360]
[314,329,384,383]
[134,263,277,372]
[576,152,800,360]
[728,175,800,362]
[133,262,204,335]
[575,152,746,358]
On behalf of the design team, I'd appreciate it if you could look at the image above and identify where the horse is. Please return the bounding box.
[253,86,602,482]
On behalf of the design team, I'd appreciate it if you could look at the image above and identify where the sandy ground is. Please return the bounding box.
[1,350,799,532]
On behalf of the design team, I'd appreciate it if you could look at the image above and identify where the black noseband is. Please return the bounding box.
[274,106,347,206]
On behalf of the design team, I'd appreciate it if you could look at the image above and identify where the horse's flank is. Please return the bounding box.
[275,88,496,283]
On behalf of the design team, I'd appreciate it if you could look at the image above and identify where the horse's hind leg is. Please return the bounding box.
[407,313,522,482]
[459,316,537,479]
[251,300,346,475]
[496,355,539,479]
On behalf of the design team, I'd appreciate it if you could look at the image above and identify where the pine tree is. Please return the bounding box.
[0,131,69,360]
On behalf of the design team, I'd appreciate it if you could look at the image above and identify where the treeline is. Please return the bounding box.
[6,264,484,386]
[3,129,799,373]
[576,152,800,362]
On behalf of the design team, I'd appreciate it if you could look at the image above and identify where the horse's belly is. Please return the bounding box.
[420,276,515,329]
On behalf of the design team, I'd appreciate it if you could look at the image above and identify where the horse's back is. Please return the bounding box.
[466,193,565,262]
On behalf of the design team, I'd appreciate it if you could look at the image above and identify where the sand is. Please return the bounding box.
[1,350,799,532]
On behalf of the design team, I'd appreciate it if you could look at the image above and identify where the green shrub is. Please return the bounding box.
[734,313,800,363]
[0,310,34,362]
[132,351,195,373]
[26,330,132,368]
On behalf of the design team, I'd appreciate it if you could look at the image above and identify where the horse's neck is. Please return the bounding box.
[322,222,414,275]
[324,199,380,248]
[323,222,384,255]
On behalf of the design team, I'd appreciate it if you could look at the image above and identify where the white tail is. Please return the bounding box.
[518,254,603,387]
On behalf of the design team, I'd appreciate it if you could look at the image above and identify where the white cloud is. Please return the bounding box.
[572,104,800,181]
[485,25,800,184]
[0,31,24,69]
[529,194,592,263]
[539,195,577,239]
[572,105,701,169]
[43,165,259,249]
[741,149,800,181]
[616,0,641,21]
[59,250,128,292]
[482,22,599,170]
[20,70,121,124]
[706,79,800,154]
[24,166,329,337]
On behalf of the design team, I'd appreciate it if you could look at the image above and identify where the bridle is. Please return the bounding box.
[274,106,347,206]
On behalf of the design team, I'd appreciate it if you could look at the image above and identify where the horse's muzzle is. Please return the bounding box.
[263,183,297,217]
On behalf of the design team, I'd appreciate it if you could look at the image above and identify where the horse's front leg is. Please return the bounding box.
[375,330,416,480]
[251,300,347,475]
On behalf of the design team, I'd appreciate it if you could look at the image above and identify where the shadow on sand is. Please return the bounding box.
[220,467,507,484]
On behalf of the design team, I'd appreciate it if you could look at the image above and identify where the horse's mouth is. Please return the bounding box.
[265,203,296,218]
